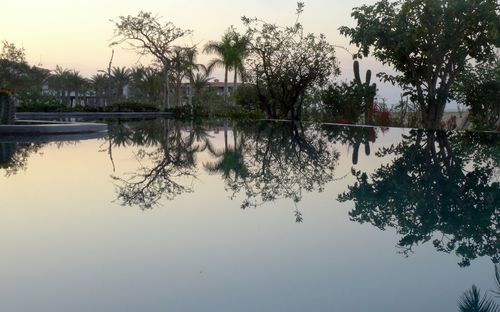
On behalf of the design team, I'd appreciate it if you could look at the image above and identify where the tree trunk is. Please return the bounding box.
[0,92,15,125]
[224,66,229,99]
[188,83,193,115]
[162,69,170,111]
[233,70,238,92]
[422,100,446,129]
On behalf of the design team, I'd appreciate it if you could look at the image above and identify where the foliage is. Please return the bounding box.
[233,84,260,110]
[16,91,67,112]
[495,265,500,298]
[111,119,204,209]
[242,2,339,119]
[221,121,339,221]
[391,96,421,128]
[0,142,44,176]
[0,40,26,63]
[111,11,192,109]
[204,26,249,98]
[320,61,379,124]
[340,0,500,129]
[458,285,499,312]
[321,82,365,123]
[452,55,500,131]
[0,42,50,95]
[338,130,500,267]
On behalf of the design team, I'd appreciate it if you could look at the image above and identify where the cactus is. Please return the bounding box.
[353,60,377,122]
[0,90,15,125]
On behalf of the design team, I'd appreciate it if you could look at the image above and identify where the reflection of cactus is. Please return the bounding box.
[353,60,377,122]
[0,90,15,125]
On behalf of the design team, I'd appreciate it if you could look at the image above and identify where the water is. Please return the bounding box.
[0,118,499,312]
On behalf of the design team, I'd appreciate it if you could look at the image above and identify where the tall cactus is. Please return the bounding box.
[0,89,15,125]
[353,60,377,122]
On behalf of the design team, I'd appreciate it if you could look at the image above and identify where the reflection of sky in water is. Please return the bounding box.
[0,120,498,311]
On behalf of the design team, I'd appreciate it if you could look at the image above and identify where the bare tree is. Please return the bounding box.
[111,11,192,110]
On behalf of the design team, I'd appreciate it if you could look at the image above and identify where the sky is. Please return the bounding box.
[1,0,403,102]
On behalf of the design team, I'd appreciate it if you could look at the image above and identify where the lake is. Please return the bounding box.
[0,118,498,311]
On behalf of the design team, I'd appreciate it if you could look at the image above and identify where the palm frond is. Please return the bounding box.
[458,285,500,312]
[493,265,500,297]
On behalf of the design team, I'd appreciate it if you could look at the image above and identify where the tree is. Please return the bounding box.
[188,64,213,106]
[67,70,88,107]
[0,41,49,95]
[203,27,245,99]
[0,41,26,63]
[169,46,200,108]
[228,30,250,91]
[452,55,500,130]
[111,66,131,101]
[321,82,365,123]
[243,2,339,119]
[340,0,500,129]
[90,73,110,106]
[111,11,192,110]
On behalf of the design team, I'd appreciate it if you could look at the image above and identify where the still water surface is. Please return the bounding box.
[0,119,498,311]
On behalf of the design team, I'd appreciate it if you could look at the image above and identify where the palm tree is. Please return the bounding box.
[229,31,250,92]
[204,27,249,100]
[170,46,200,107]
[111,66,131,101]
[49,66,71,105]
[203,28,236,99]
[90,73,109,106]
[494,264,500,298]
[189,65,213,105]
[204,124,248,181]
[67,70,87,107]
[458,285,499,312]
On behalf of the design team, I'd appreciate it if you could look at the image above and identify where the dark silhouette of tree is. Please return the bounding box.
[111,11,192,110]
[242,3,339,119]
[339,130,500,266]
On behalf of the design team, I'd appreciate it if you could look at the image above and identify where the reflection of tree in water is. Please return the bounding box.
[0,142,44,176]
[111,119,208,210]
[210,121,339,222]
[457,264,500,312]
[204,120,248,181]
[339,130,499,266]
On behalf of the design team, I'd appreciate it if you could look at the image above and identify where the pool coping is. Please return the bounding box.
[0,120,108,136]
[16,112,174,119]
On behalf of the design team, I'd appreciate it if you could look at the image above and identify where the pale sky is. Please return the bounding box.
[1,0,403,102]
